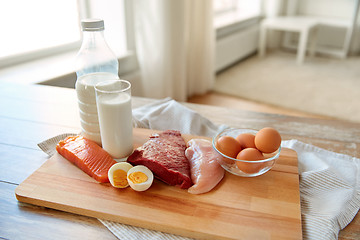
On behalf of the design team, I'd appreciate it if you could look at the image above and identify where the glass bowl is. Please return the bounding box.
[212,128,281,177]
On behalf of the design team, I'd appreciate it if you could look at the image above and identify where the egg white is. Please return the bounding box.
[127,165,154,191]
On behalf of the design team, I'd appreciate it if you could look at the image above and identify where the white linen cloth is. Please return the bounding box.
[132,97,227,136]
[38,98,359,240]
[281,140,360,240]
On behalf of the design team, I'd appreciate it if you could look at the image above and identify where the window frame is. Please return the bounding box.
[0,42,81,69]
[0,1,83,68]
[0,0,137,77]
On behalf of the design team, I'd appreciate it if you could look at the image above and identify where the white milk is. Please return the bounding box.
[76,72,119,105]
[75,72,119,145]
[96,90,133,159]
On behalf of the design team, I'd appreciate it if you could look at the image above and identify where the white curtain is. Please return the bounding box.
[133,0,215,102]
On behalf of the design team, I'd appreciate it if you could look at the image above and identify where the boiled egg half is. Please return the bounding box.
[127,165,153,191]
[108,162,133,188]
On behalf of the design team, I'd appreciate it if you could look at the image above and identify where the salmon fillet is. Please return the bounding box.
[56,135,116,183]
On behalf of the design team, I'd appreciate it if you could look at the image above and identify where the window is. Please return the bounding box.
[213,0,262,29]
[0,0,129,68]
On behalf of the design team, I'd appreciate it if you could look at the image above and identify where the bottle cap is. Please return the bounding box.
[81,19,104,31]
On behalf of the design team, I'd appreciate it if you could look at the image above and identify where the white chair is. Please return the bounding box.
[258,0,360,64]
[258,16,318,64]
[310,13,359,59]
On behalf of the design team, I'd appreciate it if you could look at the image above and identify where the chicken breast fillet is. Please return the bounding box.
[185,139,225,194]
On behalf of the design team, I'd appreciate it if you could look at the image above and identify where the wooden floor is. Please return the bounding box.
[188,92,331,119]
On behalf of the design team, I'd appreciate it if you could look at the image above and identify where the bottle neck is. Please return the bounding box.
[76,29,119,77]
[81,30,106,44]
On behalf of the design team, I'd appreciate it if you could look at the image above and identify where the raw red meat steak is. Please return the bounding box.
[127,130,192,189]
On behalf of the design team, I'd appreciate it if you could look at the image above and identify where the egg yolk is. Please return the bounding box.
[128,171,148,184]
[113,169,129,188]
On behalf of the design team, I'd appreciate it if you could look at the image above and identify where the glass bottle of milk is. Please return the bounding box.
[75,19,119,145]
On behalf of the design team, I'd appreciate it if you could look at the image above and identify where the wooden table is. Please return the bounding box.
[1,82,359,239]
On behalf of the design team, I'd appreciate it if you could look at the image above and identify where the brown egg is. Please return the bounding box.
[236,133,256,149]
[216,135,242,158]
[255,127,281,153]
[236,148,265,174]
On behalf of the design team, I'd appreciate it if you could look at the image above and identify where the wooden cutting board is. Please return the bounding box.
[15,128,302,239]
